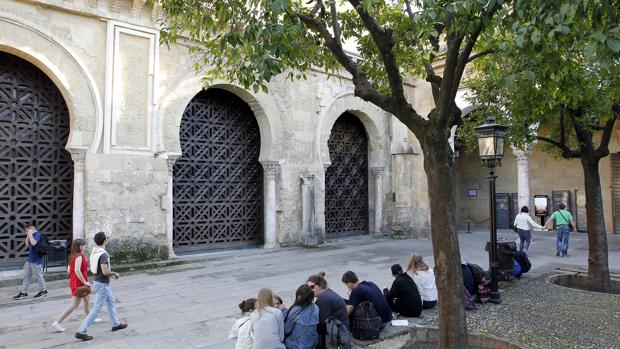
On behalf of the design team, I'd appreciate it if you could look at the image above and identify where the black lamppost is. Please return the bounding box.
[475,116,507,303]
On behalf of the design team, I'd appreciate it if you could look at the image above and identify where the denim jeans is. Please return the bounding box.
[21,262,46,293]
[78,281,120,333]
[556,225,571,256]
[516,229,531,252]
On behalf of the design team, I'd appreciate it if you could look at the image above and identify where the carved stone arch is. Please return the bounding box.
[0,15,104,153]
[160,77,283,162]
[317,92,389,168]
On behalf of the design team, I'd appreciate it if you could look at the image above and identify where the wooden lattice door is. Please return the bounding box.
[173,89,262,251]
[325,113,369,236]
[0,52,74,265]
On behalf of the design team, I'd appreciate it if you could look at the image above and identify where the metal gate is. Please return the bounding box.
[325,113,369,236]
[173,89,262,251]
[0,52,73,265]
[613,154,620,234]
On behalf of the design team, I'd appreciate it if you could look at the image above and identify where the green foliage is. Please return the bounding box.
[160,0,508,98]
[462,0,620,155]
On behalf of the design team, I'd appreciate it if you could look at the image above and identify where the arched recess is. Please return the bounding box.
[0,52,74,265]
[318,92,391,236]
[325,113,369,236]
[0,15,104,153]
[160,77,283,163]
[172,88,263,252]
[317,92,388,168]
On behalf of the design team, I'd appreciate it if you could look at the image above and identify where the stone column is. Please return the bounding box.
[165,156,179,258]
[70,149,87,240]
[300,173,318,247]
[262,161,280,248]
[512,145,533,211]
[371,167,385,235]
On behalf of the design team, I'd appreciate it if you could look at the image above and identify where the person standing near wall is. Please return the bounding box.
[513,206,544,252]
[13,225,47,300]
[544,203,578,257]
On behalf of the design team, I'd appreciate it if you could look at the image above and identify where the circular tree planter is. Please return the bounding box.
[548,273,620,294]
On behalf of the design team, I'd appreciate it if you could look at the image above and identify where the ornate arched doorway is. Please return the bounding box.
[173,89,262,252]
[0,52,74,265]
[325,112,369,236]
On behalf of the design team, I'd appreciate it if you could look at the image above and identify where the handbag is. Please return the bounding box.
[76,285,91,297]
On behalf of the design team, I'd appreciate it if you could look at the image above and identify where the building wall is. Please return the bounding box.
[0,0,421,262]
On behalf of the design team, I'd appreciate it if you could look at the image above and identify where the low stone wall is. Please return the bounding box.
[106,236,169,264]
[548,273,620,294]
[353,325,521,349]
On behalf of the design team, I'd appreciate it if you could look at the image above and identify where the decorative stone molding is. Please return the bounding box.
[68,148,87,240]
[131,0,148,17]
[86,0,98,7]
[151,2,165,22]
[69,149,87,172]
[110,0,123,13]
[512,144,532,161]
[262,161,280,179]
[300,173,316,185]
[166,157,178,176]
[371,167,385,178]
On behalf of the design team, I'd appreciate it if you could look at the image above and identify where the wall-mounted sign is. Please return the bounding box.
[552,190,572,213]
[468,189,477,197]
[534,195,549,216]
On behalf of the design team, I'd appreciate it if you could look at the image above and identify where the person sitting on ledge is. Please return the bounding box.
[383,264,422,317]
[341,271,392,324]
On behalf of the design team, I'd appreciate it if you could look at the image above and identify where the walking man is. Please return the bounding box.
[13,225,47,299]
[75,232,127,341]
[544,203,577,257]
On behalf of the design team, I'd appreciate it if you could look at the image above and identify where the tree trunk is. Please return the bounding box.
[420,129,468,348]
[580,155,611,292]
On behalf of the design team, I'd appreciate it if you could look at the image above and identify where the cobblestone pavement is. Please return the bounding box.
[1,229,619,349]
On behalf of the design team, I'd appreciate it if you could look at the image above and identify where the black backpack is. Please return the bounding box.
[468,263,485,289]
[351,301,383,340]
[325,316,352,349]
[513,251,532,275]
[34,232,50,256]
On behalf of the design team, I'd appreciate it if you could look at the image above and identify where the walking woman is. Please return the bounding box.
[513,206,544,252]
[52,239,92,332]
[283,285,319,349]
[229,298,257,349]
[251,288,285,349]
[406,255,438,309]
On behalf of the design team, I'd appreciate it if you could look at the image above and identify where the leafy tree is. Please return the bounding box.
[160,0,513,346]
[463,0,620,292]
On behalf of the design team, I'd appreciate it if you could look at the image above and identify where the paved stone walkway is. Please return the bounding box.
[0,229,619,349]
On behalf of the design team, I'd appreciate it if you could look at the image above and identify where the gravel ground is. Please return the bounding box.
[462,273,620,349]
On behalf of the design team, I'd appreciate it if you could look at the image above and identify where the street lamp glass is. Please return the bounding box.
[475,117,507,163]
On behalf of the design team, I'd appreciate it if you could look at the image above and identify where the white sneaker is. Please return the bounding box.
[52,321,66,332]
[94,318,104,323]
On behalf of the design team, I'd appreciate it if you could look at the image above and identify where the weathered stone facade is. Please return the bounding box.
[1,0,618,264]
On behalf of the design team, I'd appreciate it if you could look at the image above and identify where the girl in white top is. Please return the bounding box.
[407,255,438,309]
[229,298,256,349]
[250,288,285,349]
[513,206,544,252]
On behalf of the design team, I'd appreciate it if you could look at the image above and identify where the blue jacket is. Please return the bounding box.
[283,304,319,349]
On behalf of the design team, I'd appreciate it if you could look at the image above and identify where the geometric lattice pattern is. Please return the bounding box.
[173,89,262,252]
[0,52,74,265]
[325,113,368,236]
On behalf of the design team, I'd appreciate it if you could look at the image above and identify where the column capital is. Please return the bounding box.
[166,154,181,176]
[300,173,316,185]
[512,144,533,161]
[68,148,87,172]
[371,167,386,178]
[262,161,281,179]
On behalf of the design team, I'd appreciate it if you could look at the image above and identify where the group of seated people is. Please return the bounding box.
[229,254,439,349]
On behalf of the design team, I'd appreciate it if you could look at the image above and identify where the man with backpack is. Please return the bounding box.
[341,271,391,340]
[13,225,48,300]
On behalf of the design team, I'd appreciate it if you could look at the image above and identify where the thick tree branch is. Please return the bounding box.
[437,12,463,127]
[424,23,444,107]
[466,49,495,63]
[597,101,620,158]
[329,1,341,42]
[536,136,581,158]
[295,12,426,130]
[347,0,407,104]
